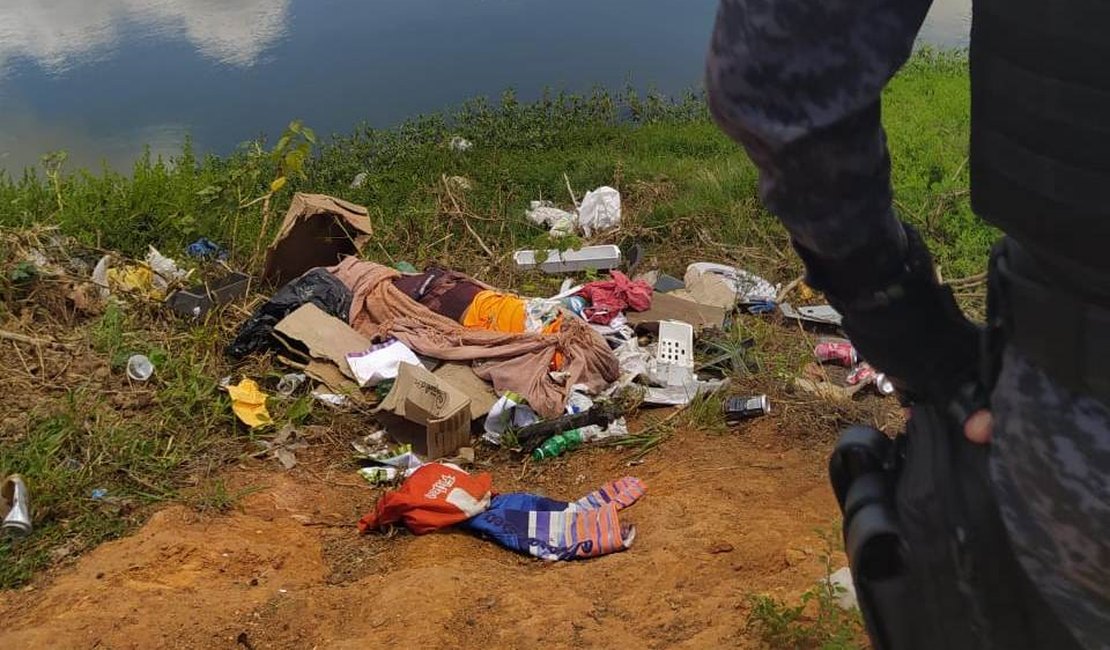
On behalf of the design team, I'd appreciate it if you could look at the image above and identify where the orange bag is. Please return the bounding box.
[358,463,493,535]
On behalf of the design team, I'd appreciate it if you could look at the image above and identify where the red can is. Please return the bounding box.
[815,340,858,367]
[847,362,876,386]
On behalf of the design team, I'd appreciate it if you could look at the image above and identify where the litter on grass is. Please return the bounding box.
[227,378,273,428]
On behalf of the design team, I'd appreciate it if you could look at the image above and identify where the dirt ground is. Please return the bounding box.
[0,416,842,649]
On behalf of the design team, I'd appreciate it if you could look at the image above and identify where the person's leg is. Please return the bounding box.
[990,345,1110,649]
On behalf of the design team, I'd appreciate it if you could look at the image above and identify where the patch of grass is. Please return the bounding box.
[188,478,262,514]
[747,531,865,649]
[677,391,729,435]
[0,300,243,587]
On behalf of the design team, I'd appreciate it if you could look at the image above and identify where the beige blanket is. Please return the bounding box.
[330,257,620,418]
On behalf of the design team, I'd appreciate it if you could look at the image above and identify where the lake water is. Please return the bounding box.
[0,0,970,173]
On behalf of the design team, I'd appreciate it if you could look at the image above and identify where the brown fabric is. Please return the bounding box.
[391,267,486,322]
[330,257,620,418]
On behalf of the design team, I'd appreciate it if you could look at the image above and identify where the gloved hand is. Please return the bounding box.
[799,223,983,409]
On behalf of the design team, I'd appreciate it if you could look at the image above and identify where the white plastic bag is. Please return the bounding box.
[345,340,423,387]
[576,186,621,237]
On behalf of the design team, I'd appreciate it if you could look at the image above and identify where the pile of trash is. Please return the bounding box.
[4,189,895,563]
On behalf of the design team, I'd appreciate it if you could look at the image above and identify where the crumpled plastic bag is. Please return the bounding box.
[577,186,621,237]
[345,339,422,387]
[483,392,539,446]
[106,265,160,299]
[145,246,187,288]
[525,201,577,238]
[358,463,492,534]
[226,268,353,359]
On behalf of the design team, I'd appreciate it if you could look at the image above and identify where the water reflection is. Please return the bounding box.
[0,0,970,174]
[0,0,290,75]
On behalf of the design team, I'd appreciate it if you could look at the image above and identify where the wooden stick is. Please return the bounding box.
[563,172,580,210]
[0,329,52,345]
[776,275,805,304]
[462,218,495,258]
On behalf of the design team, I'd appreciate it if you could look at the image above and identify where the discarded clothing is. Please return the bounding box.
[330,258,620,418]
[345,339,422,387]
[576,271,652,325]
[462,477,646,561]
[227,378,273,428]
[392,266,489,323]
[226,268,352,359]
[358,463,492,535]
[462,290,565,339]
[462,290,527,333]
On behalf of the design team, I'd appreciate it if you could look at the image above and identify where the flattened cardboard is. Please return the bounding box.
[376,363,472,459]
[273,303,371,380]
[432,362,498,420]
[275,355,369,404]
[625,292,730,331]
[262,193,373,286]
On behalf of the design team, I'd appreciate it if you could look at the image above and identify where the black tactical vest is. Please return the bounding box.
[970,0,1110,281]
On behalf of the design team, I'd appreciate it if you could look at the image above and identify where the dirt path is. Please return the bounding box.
[0,419,841,649]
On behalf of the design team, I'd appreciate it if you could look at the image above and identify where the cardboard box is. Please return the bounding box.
[376,363,472,459]
[432,362,498,420]
[273,304,371,380]
[261,193,373,286]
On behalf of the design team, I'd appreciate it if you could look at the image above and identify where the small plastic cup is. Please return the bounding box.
[126,354,154,382]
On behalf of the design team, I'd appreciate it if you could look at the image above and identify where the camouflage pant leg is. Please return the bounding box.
[990,345,1110,649]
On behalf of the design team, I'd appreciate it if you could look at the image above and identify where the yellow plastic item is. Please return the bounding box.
[106,265,163,300]
[227,378,273,428]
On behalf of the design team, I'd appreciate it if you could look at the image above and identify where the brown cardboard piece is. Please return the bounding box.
[272,303,371,381]
[376,362,472,459]
[432,362,498,420]
[262,193,373,286]
[625,292,730,331]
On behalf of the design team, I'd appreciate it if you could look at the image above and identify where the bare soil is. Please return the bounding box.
[0,418,841,649]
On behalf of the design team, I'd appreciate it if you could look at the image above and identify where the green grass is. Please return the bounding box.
[747,529,865,649]
[0,52,987,280]
[0,51,984,587]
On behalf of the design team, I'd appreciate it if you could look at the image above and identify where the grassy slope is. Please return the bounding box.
[0,52,984,276]
[0,54,982,587]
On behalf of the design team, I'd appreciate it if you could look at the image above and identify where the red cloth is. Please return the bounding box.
[576,271,653,325]
[358,463,493,535]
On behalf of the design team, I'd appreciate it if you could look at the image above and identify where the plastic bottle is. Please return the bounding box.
[531,430,585,461]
